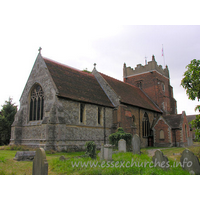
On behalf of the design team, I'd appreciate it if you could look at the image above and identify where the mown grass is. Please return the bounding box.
[0,144,199,175]
[49,152,190,175]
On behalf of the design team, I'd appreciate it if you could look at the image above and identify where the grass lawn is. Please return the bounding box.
[0,144,199,175]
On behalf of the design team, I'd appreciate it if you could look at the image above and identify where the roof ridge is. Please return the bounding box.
[164,114,182,117]
[100,72,147,91]
[100,71,162,113]
[140,89,163,113]
[43,57,94,77]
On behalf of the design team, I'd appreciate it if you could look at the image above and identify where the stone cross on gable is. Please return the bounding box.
[38,47,42,53]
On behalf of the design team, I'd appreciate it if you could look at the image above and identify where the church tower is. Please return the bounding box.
[123,55,177,115]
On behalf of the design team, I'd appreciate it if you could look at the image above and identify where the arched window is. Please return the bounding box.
[142,112,150,137]
[80,103,85,123]
[98,106,103,125]
[160,130,164,139]
[29,84,44,121]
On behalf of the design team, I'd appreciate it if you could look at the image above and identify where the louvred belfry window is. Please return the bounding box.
[29,84,44,121]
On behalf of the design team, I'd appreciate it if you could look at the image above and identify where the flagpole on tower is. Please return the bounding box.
[162,44,166,67]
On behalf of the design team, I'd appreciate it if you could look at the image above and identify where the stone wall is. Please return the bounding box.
[92,68,119,107]
[54,98,113,151]
[10,53,57,146]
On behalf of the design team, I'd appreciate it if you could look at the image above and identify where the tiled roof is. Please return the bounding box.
[163,114,182,129]
[187,115,197,128]
[44,58,114,107]
[187,115,197,123]
[100,73,162,113]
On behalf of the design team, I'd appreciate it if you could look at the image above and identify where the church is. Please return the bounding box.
[10,50,192,151]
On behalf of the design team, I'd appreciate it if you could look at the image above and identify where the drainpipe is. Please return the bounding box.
[139,108,141,137]
[104,107,106,144]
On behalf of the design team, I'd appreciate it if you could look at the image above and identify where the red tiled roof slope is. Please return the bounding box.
[163,114,182,129]
[44,58,114,107]
[100,73,162,112]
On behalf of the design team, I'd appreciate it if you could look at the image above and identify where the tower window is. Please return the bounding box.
[162,83,165,92]
[29,84,44,121]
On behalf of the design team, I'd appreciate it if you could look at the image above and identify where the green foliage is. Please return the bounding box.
[181,59,200,137]
[190,115,200,140]
[0,98,17,145]
[82,68,91,73]
[109,127,132,150]
[85,141,96,159]
[181,59,200,101]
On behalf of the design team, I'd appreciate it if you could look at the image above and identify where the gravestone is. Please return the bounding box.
[104,144,113,161]
[13,151,36,161]
[180,149,200,175]
[132,134,141,154]
[187,137,193,147]
[152,150,170,170]
[118,139,126,152]
[32,148,48,175]
[59,155,66,161]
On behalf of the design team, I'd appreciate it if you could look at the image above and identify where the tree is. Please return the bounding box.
[181,59,200,138]
[0,98,17,145]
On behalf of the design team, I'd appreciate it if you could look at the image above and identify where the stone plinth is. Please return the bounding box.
[13,151,36,161]
[104,144,113,161]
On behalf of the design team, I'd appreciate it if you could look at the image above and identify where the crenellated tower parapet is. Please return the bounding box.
[124,55,169,79]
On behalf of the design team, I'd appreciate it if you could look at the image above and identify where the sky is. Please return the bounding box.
[0,0,200,116]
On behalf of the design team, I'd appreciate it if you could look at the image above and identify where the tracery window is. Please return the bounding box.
[29,84,44,121]
[142,112,150,137]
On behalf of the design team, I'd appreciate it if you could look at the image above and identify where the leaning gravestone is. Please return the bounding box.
[152,150,170,170]
[132,134,141,154]
[32,148,48,175]
[104,144,113,161]
[180,149,200,175]
[118,139,126,152]
[59,155,66,161]
[13,151,36,161]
